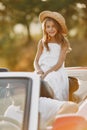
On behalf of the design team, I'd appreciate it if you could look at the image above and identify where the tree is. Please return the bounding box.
[0,0,87,70]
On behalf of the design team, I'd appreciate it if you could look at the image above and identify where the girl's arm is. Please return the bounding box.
[49,46,67,71]
[41,46,67,79]
[34,40,44,74]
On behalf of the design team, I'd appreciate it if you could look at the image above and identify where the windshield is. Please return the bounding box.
[0,78,30,130]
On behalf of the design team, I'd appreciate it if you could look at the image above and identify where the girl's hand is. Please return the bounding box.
[41,70,52,79]
[37,70,44,75]
[40,72,48,79]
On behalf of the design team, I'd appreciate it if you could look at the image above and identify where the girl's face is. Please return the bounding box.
[45,20,57,38]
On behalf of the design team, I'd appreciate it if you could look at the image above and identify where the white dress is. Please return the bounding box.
[39,43,69,101]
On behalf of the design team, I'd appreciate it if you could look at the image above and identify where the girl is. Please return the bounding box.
[34,10,71,101]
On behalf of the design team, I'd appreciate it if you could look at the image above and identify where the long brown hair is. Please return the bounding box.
[42,17,71,52]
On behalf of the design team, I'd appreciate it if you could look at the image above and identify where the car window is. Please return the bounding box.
[0,77,32,130]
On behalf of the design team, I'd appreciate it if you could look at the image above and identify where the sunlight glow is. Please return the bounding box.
[30,22,41,35]
[76,3,86,9]
[13,24,27,35]
[0,2,5,10]
[41,0,47,1]
[72,15,78,20]
[69,28,78,37]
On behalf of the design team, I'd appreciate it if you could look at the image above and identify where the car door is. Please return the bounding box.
[0,72,40,130]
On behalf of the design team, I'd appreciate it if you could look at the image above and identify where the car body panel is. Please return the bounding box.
[66,67,87,80]
[0,67,87,130]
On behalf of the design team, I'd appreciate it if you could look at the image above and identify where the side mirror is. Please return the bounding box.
[0,68,9,72]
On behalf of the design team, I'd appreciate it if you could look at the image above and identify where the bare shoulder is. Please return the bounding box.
[64,37,72,53]
[61,38,71,53]
[61,44,68,53]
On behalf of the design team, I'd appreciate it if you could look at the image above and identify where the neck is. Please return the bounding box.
[48,37,57,43]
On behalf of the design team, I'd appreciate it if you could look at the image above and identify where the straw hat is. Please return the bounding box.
[39,10,68,34]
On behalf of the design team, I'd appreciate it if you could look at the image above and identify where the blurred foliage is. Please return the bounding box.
[0,0,87,71]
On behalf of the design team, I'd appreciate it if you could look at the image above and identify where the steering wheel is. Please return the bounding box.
[0,116,21,130]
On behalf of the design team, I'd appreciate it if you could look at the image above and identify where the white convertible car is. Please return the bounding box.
[0,67,87,130]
